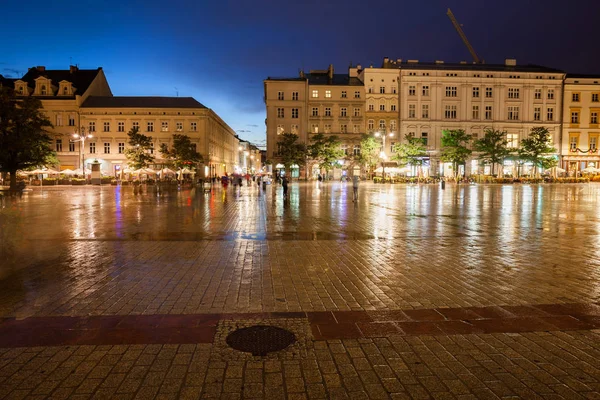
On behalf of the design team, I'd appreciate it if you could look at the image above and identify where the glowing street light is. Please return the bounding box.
[373,130,394,180]
[72,127,93,171]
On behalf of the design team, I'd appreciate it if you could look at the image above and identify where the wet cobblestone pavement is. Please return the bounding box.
[0,182,599,399]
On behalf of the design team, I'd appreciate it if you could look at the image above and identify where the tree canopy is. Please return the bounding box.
[159,134,203,170]
[276,133,306,170]
[392,134,428,167]
[472,129,511,175]
[124,126,154,169]
[518,127,557,176]
[358,134,379,174]
[440,129,472,178]
[307,133,345,171]
[0,88,55,190]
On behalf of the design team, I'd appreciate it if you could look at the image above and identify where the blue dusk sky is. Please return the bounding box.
[1,0,599,147]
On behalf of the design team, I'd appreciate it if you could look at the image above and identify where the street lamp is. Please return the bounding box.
[374,131,394,180]
[72,127,93,171]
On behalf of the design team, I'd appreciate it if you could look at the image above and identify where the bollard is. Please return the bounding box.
[441,180,445,190]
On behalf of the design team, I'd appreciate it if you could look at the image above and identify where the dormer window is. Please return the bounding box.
[63,87,68,95]
[18,87,24,95]
[40,85,47,95]
[58,81,73,96]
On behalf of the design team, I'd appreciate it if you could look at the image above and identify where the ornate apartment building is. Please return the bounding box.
[3,65,240,177]
[265,58,587,177]
[562,75,600,172]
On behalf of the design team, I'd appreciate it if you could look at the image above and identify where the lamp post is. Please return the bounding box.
[374,130,394,181]
[72,127,93,172]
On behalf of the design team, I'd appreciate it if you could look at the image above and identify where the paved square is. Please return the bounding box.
[0,182,599,398]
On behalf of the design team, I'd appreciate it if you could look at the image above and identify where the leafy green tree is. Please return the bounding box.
[276,133,306,175]
[518,127,557,177]
[307,133,345,173]
[440,129,472,179]
[159,134,203,170]
[473,129,511,176]
[392,134,428,177]
[0,88,55,191]
[358,134,379,178]
[124,126,154,169]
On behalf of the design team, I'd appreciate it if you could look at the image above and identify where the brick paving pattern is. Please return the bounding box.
[0,182,599,398]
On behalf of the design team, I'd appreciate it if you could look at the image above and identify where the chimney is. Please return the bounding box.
[505,58,517,66]
[299,69,305,79]
[383,57,390,66]
[356,64,362,70]
[328,64,334,79]
[36,66,45,72]
[396,58,402,63]
[69,65,79,73]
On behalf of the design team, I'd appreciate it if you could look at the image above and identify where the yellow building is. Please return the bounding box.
[562,75,600,173]
[8,65,239,177]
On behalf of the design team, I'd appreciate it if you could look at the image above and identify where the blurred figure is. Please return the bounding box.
[352,175,359,202]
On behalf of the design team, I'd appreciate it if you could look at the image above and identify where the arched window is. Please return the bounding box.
[40,85,47,95]
[63,86,68,95]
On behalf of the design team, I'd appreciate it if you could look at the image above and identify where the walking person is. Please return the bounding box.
[317,173,322,189]
[352,175,359,202]
[282,175,289,198]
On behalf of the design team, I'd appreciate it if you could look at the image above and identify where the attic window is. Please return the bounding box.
[18,86,24,94]
[40,85,47,95]
[63,87,68,95]
[574,80,579,83]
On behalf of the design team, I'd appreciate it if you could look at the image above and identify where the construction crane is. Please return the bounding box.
[446,8,483,64]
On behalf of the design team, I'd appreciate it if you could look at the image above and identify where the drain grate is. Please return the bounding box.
[226,325,296,356]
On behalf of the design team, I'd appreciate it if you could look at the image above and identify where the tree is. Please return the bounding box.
[276,133,306,175]
[440,129,472,179]
[472,129,511,176]
[307,133,345,173]
[159,134,203,171]
[124,126,154,169]
[392,134,428,178]
[0,88,55,191]
[518,127,557,177]
[358,134,379,178]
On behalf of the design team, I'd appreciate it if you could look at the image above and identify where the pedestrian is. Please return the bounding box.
[282,176,289,198]
[317,173,322,188]
[257,175,261,187]
[352,175,359,202]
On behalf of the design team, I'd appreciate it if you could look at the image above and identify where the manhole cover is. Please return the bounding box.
[226,325,296,356]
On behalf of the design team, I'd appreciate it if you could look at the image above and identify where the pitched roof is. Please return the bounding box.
[566,73,600,79]
[0,74,16,88]
[307,73,363,86]
[81,96,206,109]
[20,67,103,96]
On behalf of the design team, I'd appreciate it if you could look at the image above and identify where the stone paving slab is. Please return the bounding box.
[1,330,599,399]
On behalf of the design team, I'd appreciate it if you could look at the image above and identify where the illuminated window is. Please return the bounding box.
[325,90,331,98]
[161,121,168,132]
[175,122,182,132]
[291,124,298,134]
[340,124,347,133]
[507,134,519,148]
[311,124,319,133]
[312,90,318,98]
[353,124,360,133]
[277,125,284,135]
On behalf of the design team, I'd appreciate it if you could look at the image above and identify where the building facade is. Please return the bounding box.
[562,75,600,172]
[6,65,241,177]
[266,58,573,177]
